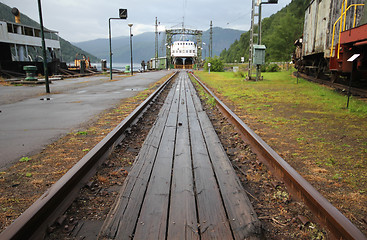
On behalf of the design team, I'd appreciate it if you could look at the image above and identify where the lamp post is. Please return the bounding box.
[203,42,207,59]
[128,23,133,76]
[108,9,128,80]
[257,0,278,45]
[37,0,50,93]
[255,0,278,81]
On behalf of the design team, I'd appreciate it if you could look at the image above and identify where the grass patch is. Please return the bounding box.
[194,70,367,193]
[76,131,88,135]
[19,157,31,162]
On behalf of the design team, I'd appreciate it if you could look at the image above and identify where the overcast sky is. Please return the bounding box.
[1,0,292,43]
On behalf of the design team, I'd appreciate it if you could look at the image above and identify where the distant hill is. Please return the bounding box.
[74,27,245,63]
[0,2,99,63]
[220,0,308,63]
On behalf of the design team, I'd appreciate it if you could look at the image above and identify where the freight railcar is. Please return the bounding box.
[294,0,367,85]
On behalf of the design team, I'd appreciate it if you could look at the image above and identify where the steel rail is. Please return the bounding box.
[190,73,366,240]
[0,71,177,240]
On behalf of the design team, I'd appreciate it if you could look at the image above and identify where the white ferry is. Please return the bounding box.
[170,40,197,69]
[0,8,63,77]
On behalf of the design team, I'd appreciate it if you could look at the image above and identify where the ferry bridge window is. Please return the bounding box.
[24,27,33,36]
[7,23,14,33]
[34,29,40,37]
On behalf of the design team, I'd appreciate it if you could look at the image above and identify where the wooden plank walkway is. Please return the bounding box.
[98,71,262,240]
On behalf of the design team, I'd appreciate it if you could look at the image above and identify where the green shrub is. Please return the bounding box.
[260,64,267,72]
[260,63,281,72]
[267,63,281,72]
[233,71,245,78]
[204,57,224,72]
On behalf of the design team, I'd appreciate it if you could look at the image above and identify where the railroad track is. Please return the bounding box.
[190,73,366,240]
[0,71,366,239]
[0,72,177,240]
[295,72,367,98]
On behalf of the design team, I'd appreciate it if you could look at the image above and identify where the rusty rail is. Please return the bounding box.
[0,72,177,240]
[190,73,366,240]
[295,72,367,98]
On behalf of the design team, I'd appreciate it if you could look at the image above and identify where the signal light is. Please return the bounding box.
[119,9,127,19]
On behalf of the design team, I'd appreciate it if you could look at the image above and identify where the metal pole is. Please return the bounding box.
[209,20,213,58]
[109,17,126,80]
[109,18,112,80]
[256,2,262,81]
[258,3,262,45]
[129,24,133,76]
[248,0,255,79]
[37,0,50,93]
[155,17,158,70]
[347,61,355,109]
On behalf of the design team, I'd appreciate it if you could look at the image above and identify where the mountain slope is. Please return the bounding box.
[74,27,244,63]
[220,0,308,63]
[0,2,99,63]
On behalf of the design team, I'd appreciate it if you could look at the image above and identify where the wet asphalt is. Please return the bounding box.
[0,71,172,170]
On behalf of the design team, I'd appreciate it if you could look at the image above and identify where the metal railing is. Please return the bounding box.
[330,1,365,58]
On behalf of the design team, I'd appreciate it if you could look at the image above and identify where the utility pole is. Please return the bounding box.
[209,20,213,58]
[155,17,158,70]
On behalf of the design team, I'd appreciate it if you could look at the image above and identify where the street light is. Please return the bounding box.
[37,0,50,93]
[108,9,128,80]
[258,0,278,45]
[203,42,207,59]
[128,23,133,76]
[255,0,278,81]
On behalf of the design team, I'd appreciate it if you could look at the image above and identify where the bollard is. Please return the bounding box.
[101,59,107,71]
[125,65,131,73]
[23,65,38,81]
[80,60,86,74]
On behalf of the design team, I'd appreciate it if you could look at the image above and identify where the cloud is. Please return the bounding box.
[1,0,291,42]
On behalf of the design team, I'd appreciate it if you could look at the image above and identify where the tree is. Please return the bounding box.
[220,0,308,63]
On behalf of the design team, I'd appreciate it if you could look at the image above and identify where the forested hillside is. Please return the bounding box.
[220,0,308,63]
[0,2,99,63]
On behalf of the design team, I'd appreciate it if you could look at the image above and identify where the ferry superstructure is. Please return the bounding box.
[170,40,197,69]
[0,12,63,77]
